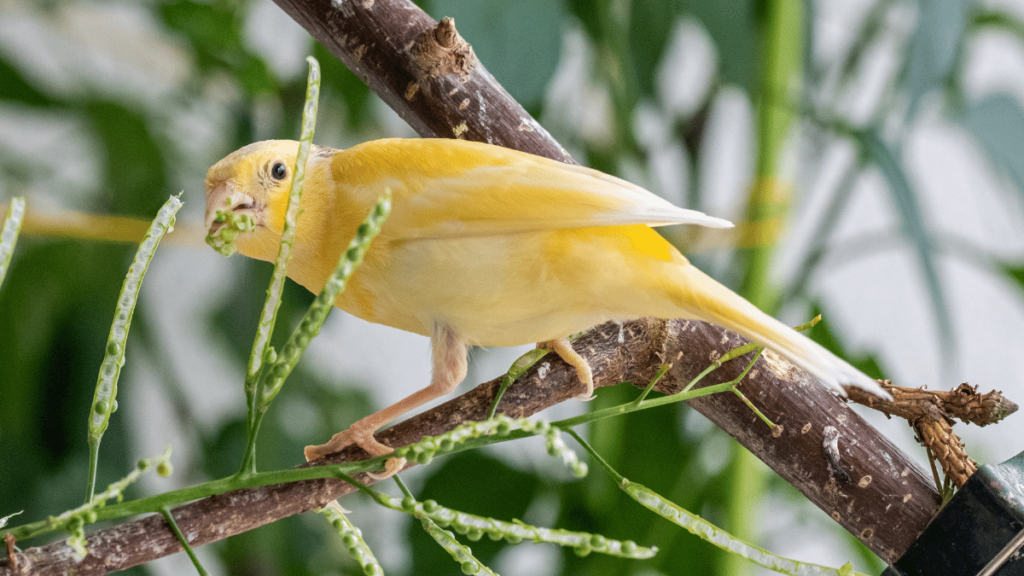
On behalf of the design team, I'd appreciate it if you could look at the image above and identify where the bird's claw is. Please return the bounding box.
[367,456,407,480]
[305,421,404,480]
[304,428,354,462]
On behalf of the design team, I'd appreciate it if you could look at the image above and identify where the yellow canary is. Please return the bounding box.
[205,138,884,473]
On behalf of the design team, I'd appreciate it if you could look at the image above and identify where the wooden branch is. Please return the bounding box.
[1,320,940,574]
[1,0,948,573]
[277,0,574,163]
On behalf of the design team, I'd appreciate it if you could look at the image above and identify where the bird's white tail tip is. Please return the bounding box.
[832,365,891,401]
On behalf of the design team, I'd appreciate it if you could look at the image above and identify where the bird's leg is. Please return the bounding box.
[304,323,468,479]
[538,338,595,401]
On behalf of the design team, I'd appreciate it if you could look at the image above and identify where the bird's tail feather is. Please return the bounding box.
[667,265,888,399]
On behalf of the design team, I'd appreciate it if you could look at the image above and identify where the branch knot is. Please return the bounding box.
[409,17,476,80]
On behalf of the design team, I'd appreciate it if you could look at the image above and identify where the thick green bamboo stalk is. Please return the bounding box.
[726,1,804,574]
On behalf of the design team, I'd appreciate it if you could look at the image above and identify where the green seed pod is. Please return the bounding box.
[572,463,589,478]
[157,461,173,477]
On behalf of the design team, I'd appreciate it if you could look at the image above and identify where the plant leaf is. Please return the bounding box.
[903,0,968,120]
[962,93,1024,201]
[862,131,954,362]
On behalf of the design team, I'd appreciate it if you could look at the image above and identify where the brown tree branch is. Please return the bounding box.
[1,0,950,573]
[2,320,940,574]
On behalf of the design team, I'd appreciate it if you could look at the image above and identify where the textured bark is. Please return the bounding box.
[1,0,950,573]
[2,320,940,574]
[846,382,1018,488]
[274,0,574,164]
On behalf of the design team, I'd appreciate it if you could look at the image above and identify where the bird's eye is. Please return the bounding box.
[270,162,287,180]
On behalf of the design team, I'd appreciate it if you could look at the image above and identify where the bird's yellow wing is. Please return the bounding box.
[331,139,733,240]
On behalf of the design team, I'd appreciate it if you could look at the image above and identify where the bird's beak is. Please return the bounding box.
[204,181,257,235]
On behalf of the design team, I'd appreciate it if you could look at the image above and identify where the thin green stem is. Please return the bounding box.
[4,459,380,542]
[394,475,414,499]
[681,343,760,395]
[634,364,671,404]
[240,56,321,476]
[488,348,550,419]
[85,439,100,507]
[730,385,775,430]
[552,381,737,430]
[565,428,623,485]
[160,506,209,576]
[486,332,584,419]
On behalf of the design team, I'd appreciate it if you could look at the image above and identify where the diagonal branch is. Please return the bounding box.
[1,0,945,573]
[2,319,939,574]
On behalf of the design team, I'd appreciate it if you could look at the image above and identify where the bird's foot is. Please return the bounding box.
[304,420,407,479]
[540,338,596,401]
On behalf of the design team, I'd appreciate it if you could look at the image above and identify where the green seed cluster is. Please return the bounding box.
[56,448,173,561]
[622,479,852,575]
[418,516,496,576]
[389,416,587,477]
[320,505,382,576]
[541,426,588,478]
[390,415,519,463]
[376,493,655,560]
[255,194,391,409]
[205,209,256,257]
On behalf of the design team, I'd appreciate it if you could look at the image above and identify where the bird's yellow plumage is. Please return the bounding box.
[205,138,884,474]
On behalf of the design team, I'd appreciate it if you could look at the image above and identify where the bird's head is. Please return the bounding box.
[204,140,301,240]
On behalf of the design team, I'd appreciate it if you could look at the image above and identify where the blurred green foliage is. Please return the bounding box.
[2,0,1024,575]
